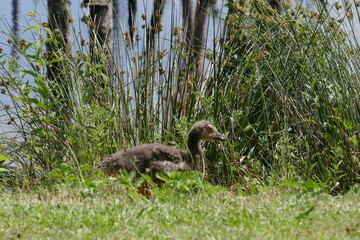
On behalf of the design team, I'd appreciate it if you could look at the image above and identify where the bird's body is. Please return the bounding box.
[98,121,224,183]
[100,143,190,179]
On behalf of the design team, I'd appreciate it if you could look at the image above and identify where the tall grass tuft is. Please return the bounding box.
[210,1,360,191]
[0,1,359,192]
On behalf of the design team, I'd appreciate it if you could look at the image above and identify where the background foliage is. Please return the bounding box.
[1,0,359,192]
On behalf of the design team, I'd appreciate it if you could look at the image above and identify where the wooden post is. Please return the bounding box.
[82,0,113,66]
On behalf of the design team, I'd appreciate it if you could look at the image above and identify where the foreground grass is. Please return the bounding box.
[0,182,359,240]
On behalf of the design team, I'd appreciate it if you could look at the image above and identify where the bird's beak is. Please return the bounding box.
[214,131,225,141]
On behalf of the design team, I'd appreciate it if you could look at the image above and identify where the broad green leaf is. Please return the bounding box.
[21,70,38,78]
[22,25,41,33]
[0,152,11,162]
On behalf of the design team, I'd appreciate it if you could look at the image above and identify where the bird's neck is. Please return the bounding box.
[187,131,202,169]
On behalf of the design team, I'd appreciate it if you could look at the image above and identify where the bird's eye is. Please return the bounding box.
[206,125,215,133]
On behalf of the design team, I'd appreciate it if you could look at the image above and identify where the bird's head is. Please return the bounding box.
[191,120,225,142]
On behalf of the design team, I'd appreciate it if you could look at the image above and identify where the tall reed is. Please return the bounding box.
[209,1,360,191]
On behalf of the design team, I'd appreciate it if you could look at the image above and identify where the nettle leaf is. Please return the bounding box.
[34,42,43,60]
[21,70,38,78]
[22,25,41,33]
[349,136,358,147]
[48,58,66,64]
[22,42,36,52]
[0,153,11,162]
[0,145,11,162]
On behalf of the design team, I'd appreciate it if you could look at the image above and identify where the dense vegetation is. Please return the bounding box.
[0,1,359,194]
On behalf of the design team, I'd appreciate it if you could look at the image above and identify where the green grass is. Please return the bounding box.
[1,183,359,239]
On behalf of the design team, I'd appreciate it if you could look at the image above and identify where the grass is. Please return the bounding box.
[1,182,359,239]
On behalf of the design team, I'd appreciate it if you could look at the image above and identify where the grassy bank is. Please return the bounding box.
[1,183,359,239]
